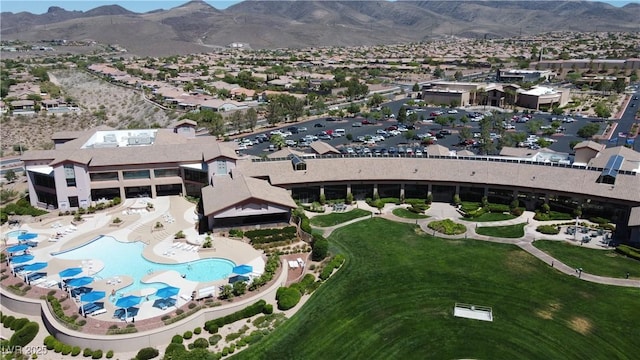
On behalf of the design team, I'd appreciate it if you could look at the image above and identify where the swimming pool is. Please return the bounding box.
[3,230,27,240]
[53,235,236,299]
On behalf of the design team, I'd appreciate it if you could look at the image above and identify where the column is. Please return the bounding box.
[346,183,352,195]
[400,183,405,200]
[373,183,378,197]
[319,185,325,197]
[427,184,432,196]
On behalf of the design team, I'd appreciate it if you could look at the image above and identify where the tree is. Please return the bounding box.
[346,102,360,116]
[219,285,233,300]
[381,106,392,118]
[4,169,16,183]
[266,100,284,126]
[232,281,247,296]
[454,70,463,81]
[367,93,385,108]
[229,111,244,133]
[526,120,543,134]
[458,127,472,142]
[594,102,611,119]
[412,82,420,92]
[397,105,407,123]
[433,67,445,78]
[577,123,601,138]
[406,113,419,126]
[459,115,469,127]
[435,115,449,129]
[311,235,329,261]
[244,108,258,131]
[270,134,285,150]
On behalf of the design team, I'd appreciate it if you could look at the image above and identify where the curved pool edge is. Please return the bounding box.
[0,257,288,353]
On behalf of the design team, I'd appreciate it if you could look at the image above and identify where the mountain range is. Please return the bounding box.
[1,0,639,56]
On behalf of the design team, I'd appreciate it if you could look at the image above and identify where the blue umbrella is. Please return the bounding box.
[155,286,180,299]
[232,264,253,275]
[22,262,48,272]
[17,233,38,241]
[7,244,29,253]
[115,295,142,320]
[67,276,93,288]
[59,267,82,278]
[10,254,34,264]
[81,291,106,303]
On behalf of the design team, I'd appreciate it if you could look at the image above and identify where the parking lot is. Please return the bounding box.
[234,97,612,157]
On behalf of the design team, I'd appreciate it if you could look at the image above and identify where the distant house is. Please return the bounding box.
[11,100,36,114]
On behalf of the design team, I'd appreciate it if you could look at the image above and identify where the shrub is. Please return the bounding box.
[62,344,73,355]
[174,230,186,239]
[83,348,93,357]
[204,300,267,333]
[263,304,274,315]
[427,219,466,235]
[10,317,29,331]
[135,347,159,360]
[228,229,244,238]
[71,346,81,356]
[319,254,346,281]
[536,225,560,235]
[106,350,113,359]
[311,235,329,261]
[511,207,524,216]
[171,335,183,344]
[193,338,209,349]
[208,334,222,346]
[43,335,55,348]
[276,287,302,310]
[91,349,103,359]
[3,315,15,328]
[183,330,193,339]
[194,327,202,335]
[54,342,63,353]
[164,343,186,358]
[616,245,640,261]
[9,321,39,347]
[175,309,184,315]
[589,216,610,224]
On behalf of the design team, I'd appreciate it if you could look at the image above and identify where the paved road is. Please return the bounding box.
[310,201,640,288]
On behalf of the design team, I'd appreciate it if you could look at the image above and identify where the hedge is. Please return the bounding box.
[9,318,29,331]
[3,315,15,328]
[320,254,346,281]
[204,300,268,333]
[276,287,302,310]
[427,219,467,235]
[290,274,317,295]
[616,245,640,261]
[536,225,560,235]
[534,211,573,221]
[9,321,39,347]
[135,347,159,360]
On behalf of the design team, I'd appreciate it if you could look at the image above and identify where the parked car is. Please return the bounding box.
[298,127,308,132]
[447,109,458,114]
[361,119,374,125]
[352,122,362,127]
[314,123,325,128]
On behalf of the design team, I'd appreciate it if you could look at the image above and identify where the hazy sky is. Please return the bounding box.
[0,0,638,14]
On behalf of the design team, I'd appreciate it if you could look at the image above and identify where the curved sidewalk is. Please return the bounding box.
[317,201,640,288]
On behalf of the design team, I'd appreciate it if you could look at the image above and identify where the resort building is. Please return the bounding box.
[496,69,555,83]
[20,127,640,239]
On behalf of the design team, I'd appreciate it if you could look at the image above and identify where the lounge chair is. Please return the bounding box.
[91,308,107,316]
[30,277,48,286]
[113,308,125,319]
[43,280,59,288]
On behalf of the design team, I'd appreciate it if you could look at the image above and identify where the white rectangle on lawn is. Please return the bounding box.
[454,303,493,322]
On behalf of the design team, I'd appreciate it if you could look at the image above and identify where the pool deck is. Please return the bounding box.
[2,196,265,321]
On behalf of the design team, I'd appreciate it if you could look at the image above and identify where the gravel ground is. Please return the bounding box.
[1,70,180,156]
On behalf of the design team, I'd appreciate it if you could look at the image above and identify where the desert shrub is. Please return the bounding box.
[91,349,103,359]
[193,338,209,349]
[183,331,193,340]
[106,350,113,359]
[536,225,560,235]
[276,287,302,310]
[188,302,197,309]
[43,335,56,349]
[9,321,39,347]
[135,347,159,360]
[194,327,202,335]
[208,334,222,346]
[83,348,93,357]
[62,344,73,355]
[71,346,81,356]
[54,342,63,353]
[228,229,244,238]
[171,335,183,344]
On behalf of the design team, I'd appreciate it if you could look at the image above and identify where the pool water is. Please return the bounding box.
[4,230,27,240]
[53,235,235,299]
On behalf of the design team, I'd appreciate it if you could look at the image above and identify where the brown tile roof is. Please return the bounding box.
[236,157,640,203]
[201,174,297,216]
[587,146,640,172]
[574,140,604,152]
[310,141,340,155]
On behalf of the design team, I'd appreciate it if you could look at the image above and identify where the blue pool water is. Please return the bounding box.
[53,236,236,299]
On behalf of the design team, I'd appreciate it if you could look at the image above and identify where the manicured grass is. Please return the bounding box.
[469,212,517,222]
[234,219,640,359]
[476,223,526,238]
[392,207,429,219]
[533,240,640,279]
[427,219,466,235]
[309,209,371,227]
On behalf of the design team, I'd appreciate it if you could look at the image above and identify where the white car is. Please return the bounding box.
[298,127,308,132]
[414,149,423,156]
[447,109,458,114]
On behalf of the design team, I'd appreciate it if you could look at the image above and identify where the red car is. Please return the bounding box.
[386,125,398,131]
[361,119,374,125]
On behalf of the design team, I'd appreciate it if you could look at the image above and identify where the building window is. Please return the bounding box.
[154,168,180,178]
[90,172,119,181]
[122,170,150,180]
[33,173,56,189]
[64,164,76,187]
[183,168,207,183]
[216,160,227,175]
[68,196,79,208]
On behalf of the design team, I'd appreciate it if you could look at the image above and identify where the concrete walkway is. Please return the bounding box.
[311,201,640,288]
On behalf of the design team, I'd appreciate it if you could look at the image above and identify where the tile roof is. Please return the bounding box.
[201,174,297,216]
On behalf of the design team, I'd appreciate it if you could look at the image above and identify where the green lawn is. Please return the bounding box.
[476,223,526,238]
[467,212,517,222]
[533,240,640,279]
[234,219,640,359]
[392,207,429,219]
[309,209,371,227]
